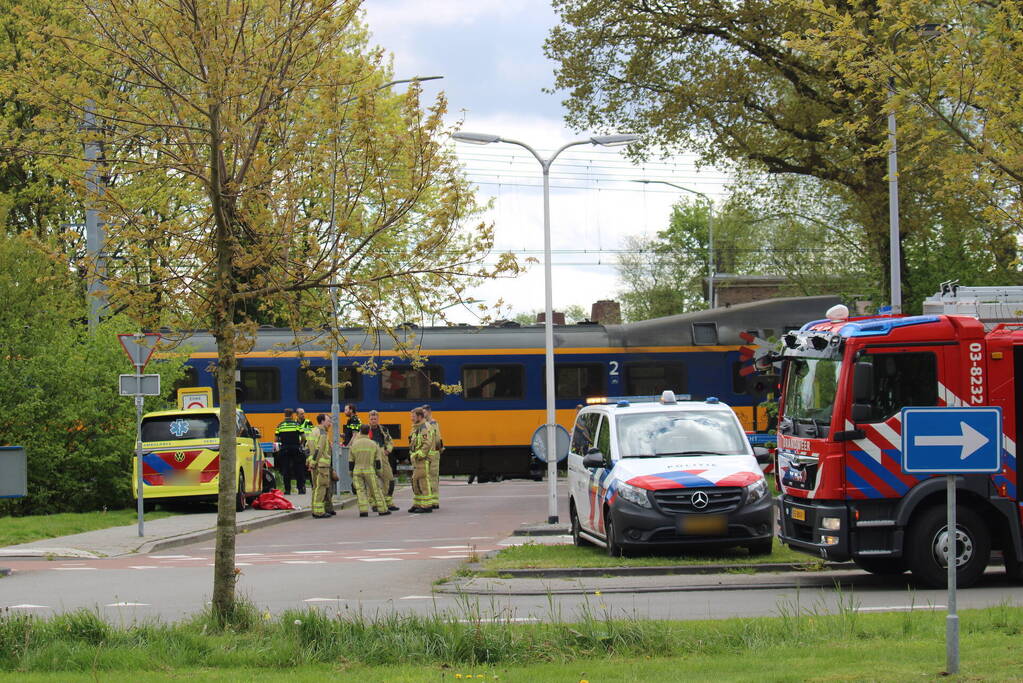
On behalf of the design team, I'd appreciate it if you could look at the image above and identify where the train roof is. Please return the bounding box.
[166,295,840,355]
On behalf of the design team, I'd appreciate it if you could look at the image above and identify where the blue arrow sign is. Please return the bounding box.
[901,407,1002,474]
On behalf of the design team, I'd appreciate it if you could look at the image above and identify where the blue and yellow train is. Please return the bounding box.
[177,296,837,478]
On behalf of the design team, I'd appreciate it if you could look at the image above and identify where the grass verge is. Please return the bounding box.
[0,599,1021,678]
[480,538,815,571]
[0,509,175,547]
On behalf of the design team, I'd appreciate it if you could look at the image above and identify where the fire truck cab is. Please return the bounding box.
[775,287,1023,587]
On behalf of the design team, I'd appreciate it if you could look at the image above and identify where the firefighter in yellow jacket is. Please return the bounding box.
[408,407,434,513]
[367,410,398,511]
[422,404,443,509]
[305,413,335,518]
[348,425,389,517]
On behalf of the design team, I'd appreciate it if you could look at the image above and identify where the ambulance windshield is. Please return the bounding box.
[781,358,842,435]
[141,415,220,442]
[616,411,747,458]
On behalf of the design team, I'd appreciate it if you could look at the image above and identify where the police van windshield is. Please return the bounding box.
[616,411,747,458]
[781,358,842,436]
[141,415,219,442]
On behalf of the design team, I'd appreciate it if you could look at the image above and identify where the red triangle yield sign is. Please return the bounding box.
[118,332,162,370]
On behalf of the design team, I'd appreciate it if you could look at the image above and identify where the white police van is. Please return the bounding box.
[567,391,774,556]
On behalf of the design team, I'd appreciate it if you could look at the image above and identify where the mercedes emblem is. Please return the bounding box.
[691,490,710,510]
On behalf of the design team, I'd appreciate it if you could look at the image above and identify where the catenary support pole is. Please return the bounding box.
[887,78,902,314]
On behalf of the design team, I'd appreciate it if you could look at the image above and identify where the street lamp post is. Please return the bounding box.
[633,180,716,308]
[327,75,444,493]
[452,132,640,524]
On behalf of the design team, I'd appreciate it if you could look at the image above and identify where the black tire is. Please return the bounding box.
[571,503,588,547]
[605,511,625,557]
[1004,545,1023,583]
[236,471,247,512]
[746,539,774,556]
[906,505,990,588]
[853,556,906,576]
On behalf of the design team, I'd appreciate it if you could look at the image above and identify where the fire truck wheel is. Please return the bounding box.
[1005,545,1023,583]
[570,503,589,547]
[906,505,990,588]
[235,471,247,512]
[852,557,905,575]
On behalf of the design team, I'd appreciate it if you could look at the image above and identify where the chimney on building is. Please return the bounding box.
[536,311,566,325]
[590,300,622,325]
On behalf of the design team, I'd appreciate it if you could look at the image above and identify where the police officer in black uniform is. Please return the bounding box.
[274,408,306,495]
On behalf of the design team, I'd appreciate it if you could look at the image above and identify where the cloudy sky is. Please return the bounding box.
[362,0,731,323]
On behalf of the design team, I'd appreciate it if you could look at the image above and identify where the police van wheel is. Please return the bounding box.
[570,504,588,547]
[605,514,625,557]
[236,471,247,512]
[906,505,990,588]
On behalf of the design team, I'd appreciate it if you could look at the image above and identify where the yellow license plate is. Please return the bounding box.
[791,507,806,521]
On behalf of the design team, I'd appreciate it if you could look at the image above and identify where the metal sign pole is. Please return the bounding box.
[946,474,959,674]
[135,358,145,538]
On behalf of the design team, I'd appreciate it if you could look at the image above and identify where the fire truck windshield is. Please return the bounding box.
[781,358,842,436]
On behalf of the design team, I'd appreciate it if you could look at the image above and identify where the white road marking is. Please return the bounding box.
[54,567,97,571]
[365,548,404,552]
[469,536,492,540]
[105,602,150,607]
[282,560,327,565]
[304,597,345,603]
[855,605,945,612]
[236,553,263,557]
[431,555,470,559]
[8,604,50,609]
[166,557,206,561]
[294,550,333,554]
[129,566,159,570]
[400,595,434,600]
[357,557,403,562]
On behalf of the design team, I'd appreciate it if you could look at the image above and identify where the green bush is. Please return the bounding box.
[0,235,184,514]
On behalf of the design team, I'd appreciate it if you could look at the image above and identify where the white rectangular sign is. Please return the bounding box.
[119,374,161,396]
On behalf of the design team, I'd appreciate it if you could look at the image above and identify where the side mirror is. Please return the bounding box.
[753,446,772,465]
[582,448,605,469]
[850,403,873,423]
[852,361,873,403]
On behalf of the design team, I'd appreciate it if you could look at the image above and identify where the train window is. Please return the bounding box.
[239,367,279,403]
[297,365,361,403]
[624,362,687,395]
[692,322,719,345]
[543,363,606,399]
[380,365,444,401]
[462,365,524,400]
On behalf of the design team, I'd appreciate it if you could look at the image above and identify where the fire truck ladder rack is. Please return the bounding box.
[922,283,1023,329]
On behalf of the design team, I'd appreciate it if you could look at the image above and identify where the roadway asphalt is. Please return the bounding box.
[2,480,1021,623]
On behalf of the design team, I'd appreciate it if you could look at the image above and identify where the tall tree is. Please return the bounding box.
[15,0,513,621]
[783,0,1023,285]
[545,0,968,307]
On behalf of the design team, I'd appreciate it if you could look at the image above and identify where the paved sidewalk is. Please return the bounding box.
[0,491,355,559]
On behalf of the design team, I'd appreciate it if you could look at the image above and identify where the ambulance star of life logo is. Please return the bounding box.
[169,419,190,438]
[174,451,185,463]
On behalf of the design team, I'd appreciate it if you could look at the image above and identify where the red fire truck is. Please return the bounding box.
[775,286,1022,587]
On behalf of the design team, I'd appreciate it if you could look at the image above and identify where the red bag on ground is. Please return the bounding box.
[251,489,295,510]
